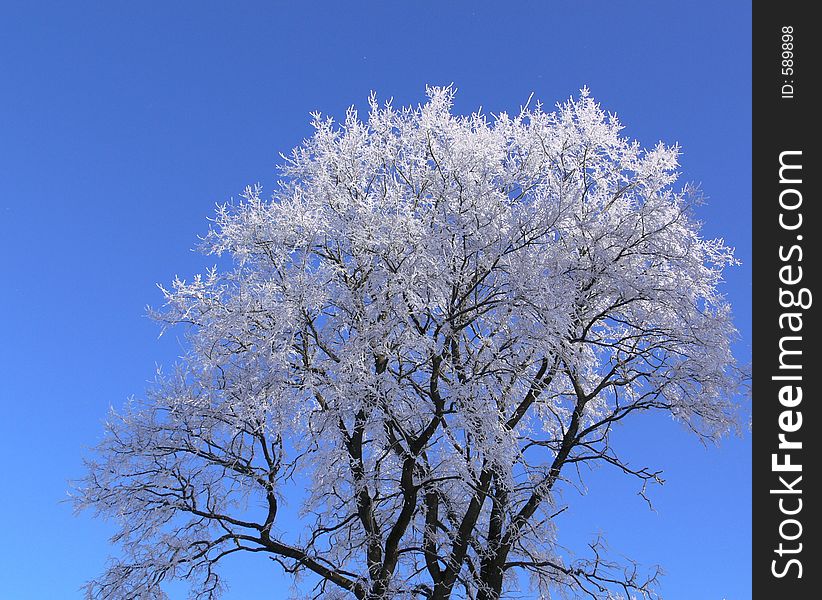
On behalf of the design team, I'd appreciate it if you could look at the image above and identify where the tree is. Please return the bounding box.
[74,87,746,600]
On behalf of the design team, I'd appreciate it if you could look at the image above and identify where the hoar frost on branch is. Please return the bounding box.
[74,87,747,600]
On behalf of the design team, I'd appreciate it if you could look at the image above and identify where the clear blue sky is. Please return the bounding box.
[0,2,751,598]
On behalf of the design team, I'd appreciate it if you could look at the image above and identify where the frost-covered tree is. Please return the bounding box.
[75,87,746,600]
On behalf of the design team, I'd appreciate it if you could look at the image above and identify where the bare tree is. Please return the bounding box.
[74,87,746,599]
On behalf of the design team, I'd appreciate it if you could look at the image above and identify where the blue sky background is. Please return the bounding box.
[0,2,751,598]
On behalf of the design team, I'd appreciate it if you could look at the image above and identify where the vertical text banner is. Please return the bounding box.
[753,3,818,596]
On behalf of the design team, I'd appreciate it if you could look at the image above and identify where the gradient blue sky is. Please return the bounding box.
[0,2,751,598]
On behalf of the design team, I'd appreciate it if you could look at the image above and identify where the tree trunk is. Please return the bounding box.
[476,561,504,600]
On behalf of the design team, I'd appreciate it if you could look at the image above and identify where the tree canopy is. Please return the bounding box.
[75,87,746,600]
